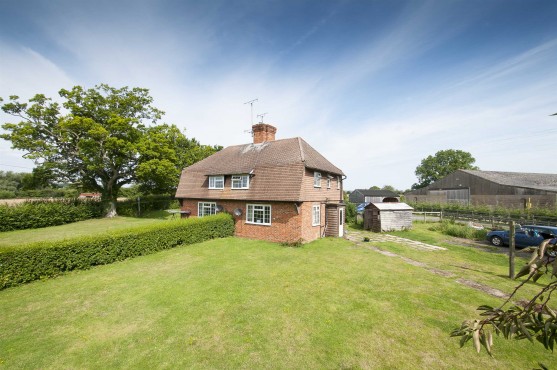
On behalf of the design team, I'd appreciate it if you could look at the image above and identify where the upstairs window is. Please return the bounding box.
[337,176,341,190]
[209,176,224,189]
[314,172,321,188]
[231,175,250,189]
[327,177,331,189]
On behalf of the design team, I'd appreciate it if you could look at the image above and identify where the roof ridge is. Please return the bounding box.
[297,137,305,162]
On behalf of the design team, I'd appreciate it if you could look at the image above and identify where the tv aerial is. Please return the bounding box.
[257,113,268,123]
[244,98,258,125]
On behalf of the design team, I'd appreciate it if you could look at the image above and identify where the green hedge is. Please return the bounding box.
[0,199,105,232]
[0,213,235,289]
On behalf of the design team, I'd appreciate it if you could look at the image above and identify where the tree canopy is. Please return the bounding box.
[1,84,219,216]
[413,149,478,189]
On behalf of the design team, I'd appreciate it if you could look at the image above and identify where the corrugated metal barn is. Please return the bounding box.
[349,189,400,204]
[363,203,414,232]
[405,170,557,209]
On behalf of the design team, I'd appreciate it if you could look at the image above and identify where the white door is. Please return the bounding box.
[339,208,344,237]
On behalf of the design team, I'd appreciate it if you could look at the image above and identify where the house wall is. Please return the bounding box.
[300,168,343,202]
[181,199,324,243]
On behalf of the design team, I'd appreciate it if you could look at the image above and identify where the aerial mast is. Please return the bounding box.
[244,98,258,125]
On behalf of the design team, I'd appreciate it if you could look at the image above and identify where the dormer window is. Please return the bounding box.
[232,175,249,189]
[314,172,321,188]
[209,176,224,189]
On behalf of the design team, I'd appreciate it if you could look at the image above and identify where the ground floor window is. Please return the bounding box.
[198,202,216,217]
[312,204,321,226]
[246,204,271,225]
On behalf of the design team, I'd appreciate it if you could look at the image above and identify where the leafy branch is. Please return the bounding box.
[451,239,557,357]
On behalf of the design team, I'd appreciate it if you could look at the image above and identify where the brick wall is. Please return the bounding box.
[181,199,324,243]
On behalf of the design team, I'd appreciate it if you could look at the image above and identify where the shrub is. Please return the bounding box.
[0,199,105,232]
[430,220,487,240]
[0,213,234,289]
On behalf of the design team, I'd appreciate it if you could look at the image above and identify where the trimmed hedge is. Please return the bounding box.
[0,199,105,232]
[0,213,234,289]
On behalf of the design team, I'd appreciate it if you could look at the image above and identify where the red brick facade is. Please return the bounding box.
[181,199,333,243]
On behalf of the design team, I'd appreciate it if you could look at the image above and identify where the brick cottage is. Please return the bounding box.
[175,123,346,243]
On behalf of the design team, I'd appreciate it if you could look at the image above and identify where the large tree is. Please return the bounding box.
[413,149,479,189]
[1,84,218,216]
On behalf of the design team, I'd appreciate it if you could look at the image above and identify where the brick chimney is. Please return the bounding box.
[252,123,277,144]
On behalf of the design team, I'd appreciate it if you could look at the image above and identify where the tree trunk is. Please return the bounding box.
[105,198,118,218]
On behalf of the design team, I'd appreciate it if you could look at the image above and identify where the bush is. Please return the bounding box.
[0,213,234,289]
[0,190,16,199]
[0,199,105,232]
[429,220,487,240]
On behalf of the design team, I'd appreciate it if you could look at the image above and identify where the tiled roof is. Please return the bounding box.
[461,170,557,192]
[185,137,344,176]
[176,137,344,201]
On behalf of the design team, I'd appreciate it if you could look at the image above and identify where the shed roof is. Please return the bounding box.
[366,202,414,211]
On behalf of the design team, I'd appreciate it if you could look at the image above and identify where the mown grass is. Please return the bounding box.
[0,211,172,249]
[0,236,554,369]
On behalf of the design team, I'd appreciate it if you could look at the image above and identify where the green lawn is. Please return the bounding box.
[0,232,554,368]
[0,212,172,249]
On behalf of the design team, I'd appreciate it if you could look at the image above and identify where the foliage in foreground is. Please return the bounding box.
[452,239,557,359]
[0,213,234,289]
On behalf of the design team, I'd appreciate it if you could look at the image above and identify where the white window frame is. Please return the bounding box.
[327,177,331,189]
[198,202,216,217]
[208,176,224,189]
[246,204,271,225]
[231,175,249,189]
[337,176,341,190]
[314,172,321,188]
[312,204,321,226]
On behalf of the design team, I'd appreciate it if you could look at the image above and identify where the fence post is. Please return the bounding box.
[137,197,141,217]
[509,221,515,279]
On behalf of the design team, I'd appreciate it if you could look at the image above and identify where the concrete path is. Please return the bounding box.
[345,230,509,299]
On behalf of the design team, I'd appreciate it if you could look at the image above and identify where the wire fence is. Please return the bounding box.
[412,209,557,229]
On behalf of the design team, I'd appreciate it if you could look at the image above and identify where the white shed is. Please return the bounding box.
[363,202,413,232]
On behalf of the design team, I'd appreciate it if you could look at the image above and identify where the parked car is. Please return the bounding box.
[486,225,557,249]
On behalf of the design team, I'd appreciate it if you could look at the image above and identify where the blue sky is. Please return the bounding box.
[1,0,556,190]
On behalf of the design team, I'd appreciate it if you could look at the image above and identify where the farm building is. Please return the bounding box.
[363,202,413,232]
[405,170,557,209]
[348,189,399,204]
